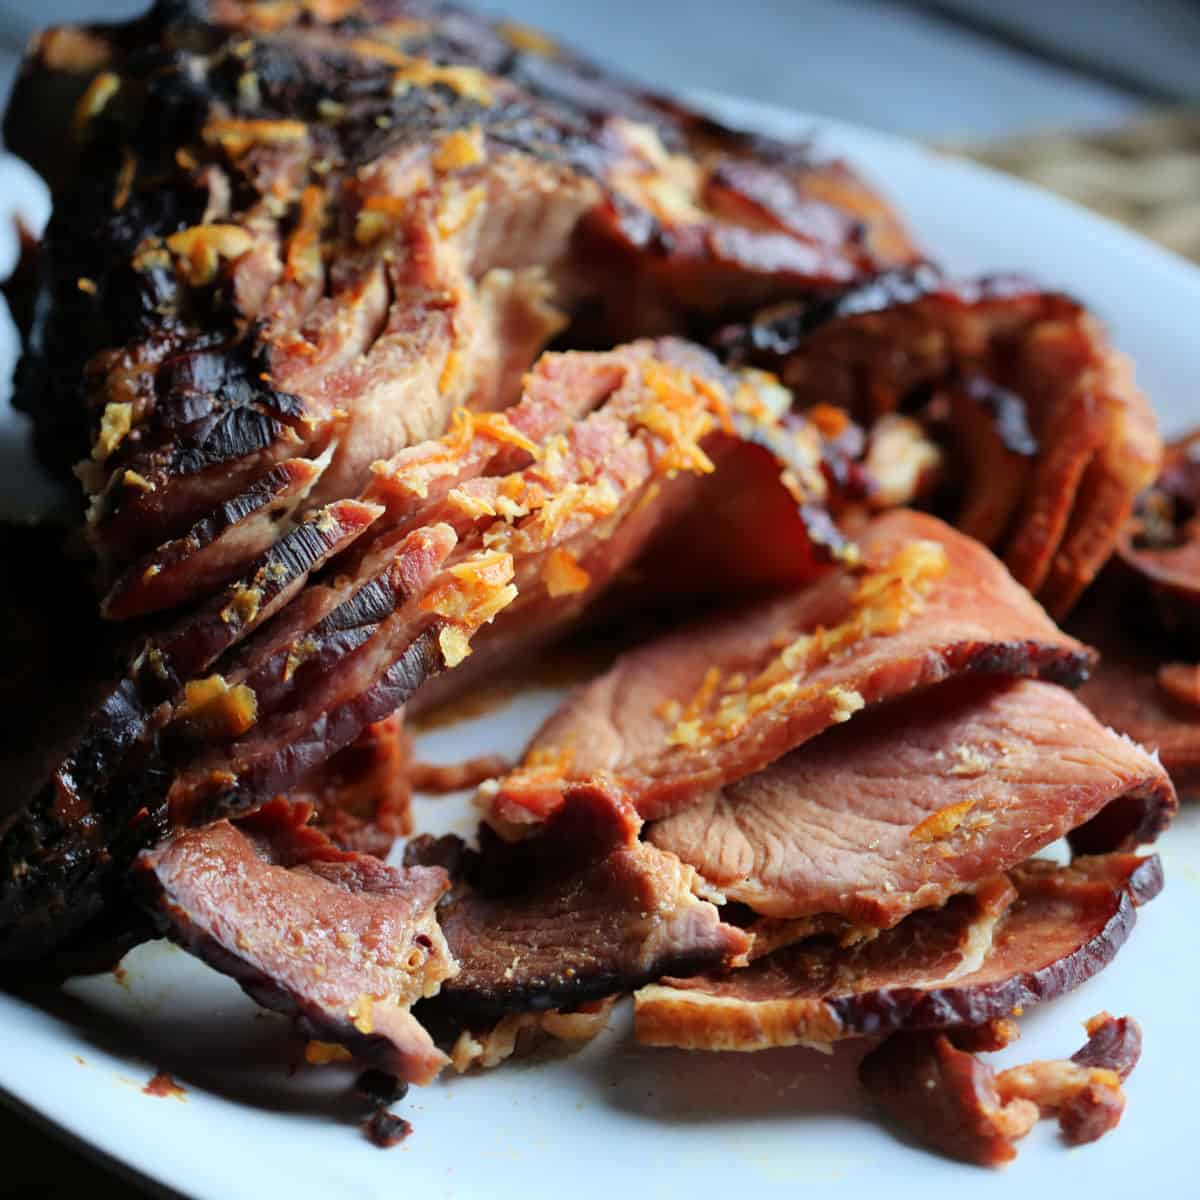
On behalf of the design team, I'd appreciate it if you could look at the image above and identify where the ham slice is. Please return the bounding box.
[408,787,750,1028]
[633,853,1160,1052]
[649,677,1174,927]
[717,268,1162,617]
[492,510,1094,827]
[138,799,455,1085]
[1114,428,1200,648]
[1075,613,1200,801]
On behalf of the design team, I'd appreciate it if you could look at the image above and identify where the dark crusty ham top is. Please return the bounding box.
[649,677,1174,926]
[491,509,1095,827]
[7,0,916,587]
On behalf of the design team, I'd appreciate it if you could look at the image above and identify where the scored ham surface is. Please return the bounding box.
[491,509,1095,827]
[0,337,837,966]
[648,677,1174,929]
[138,798,455,1085]
[634,853,1161,1052]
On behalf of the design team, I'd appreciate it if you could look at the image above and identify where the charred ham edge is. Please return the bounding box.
[859,1012,1141,1166]
[11,3,916,599]
[1114,428,1200,648]
[101,447,333,620]
[0,499,379,821]
[0,503,426,966]
[408,786,749,1032]
[490,509,1095,828]
[633,852,1161,1052]
[716,267,1162,617]
[648,677,1174,929]
[137,798,455,1086]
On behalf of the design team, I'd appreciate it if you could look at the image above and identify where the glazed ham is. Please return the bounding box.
[634,853,1161,1052]
[491,509,1094,827]
[0,330,862,966]
[717,268,1162,616]
[8,0,914,593]
[138,799,455,1085]
[648,678,1174,929]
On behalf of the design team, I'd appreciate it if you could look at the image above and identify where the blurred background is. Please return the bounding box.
[4,0,1200,257]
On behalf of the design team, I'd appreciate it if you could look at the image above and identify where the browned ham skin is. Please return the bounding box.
[362,1109,412,1149]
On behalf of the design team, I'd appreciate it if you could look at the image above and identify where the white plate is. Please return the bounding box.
[1,97,1198,1200]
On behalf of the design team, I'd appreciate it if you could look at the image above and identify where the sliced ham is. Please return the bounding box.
[492,510,1094,827]
[137,799,455,1086]
[295,712,414,857]
[408,787,749,1028]
[633,852,1160,1052]
[717,268,1162,617]
[648,677,1174,927]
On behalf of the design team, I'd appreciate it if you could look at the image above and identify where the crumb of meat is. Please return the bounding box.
[173,675,258,738]
[362,1109,412,1149]
[543,547,591,597]
[450,999,616,1072]
[432,126,486,172]
[93,401,132,462]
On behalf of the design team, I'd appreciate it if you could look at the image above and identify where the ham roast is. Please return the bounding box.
[0,0,1184,1165]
